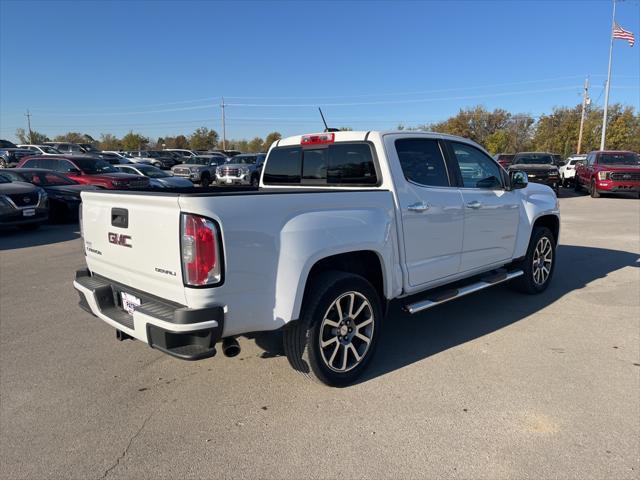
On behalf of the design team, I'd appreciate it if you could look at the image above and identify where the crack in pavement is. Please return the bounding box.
[99,413,153,480]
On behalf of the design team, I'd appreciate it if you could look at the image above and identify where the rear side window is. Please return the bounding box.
[263,147,302,184]
[395,138,449,187]
[263,143,377,186]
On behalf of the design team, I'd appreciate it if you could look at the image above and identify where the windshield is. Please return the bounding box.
[513,154,553,165]
[74,158,117,174]
[41,146,61,154]
[136,166,169,178]
[599,153,640,166]
[188,157,211,166]
[231,156,256,164]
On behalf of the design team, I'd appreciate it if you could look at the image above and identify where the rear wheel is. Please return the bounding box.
[283,271,382,387]
[511,226,555,294]
[590,179,600,198]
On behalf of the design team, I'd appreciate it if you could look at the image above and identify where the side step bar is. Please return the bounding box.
[404,269,524,314]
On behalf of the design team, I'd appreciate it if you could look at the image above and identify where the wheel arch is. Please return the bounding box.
[293,250,389,321]
[533,214,560,245]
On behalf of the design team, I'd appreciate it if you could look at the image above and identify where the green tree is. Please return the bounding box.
[53,132,87,143]
[263,131,282,151]
[247,137,264,153]
[189,127,219,150]
[174,135,189,149]
[120,131,149,150]
[15,128,49,144]
[99,133,121,150]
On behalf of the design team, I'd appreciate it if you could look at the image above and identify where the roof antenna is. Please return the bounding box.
[318,107,339,133]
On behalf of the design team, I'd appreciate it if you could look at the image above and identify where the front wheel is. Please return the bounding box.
[590,180,600,198]
[574,178,582,192]
[200,175,211,188]
[511,226,556,294]
[283,271,382,387]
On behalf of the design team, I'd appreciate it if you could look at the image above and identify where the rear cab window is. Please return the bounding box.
[263,142,378,186]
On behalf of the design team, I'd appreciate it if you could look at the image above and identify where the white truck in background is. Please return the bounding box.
[74,130,560,386]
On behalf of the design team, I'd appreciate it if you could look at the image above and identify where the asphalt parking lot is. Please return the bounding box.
[1,190,638,479]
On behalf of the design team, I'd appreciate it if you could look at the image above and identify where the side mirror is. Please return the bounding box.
[510,170,528,189]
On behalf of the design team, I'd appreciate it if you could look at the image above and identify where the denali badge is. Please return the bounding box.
[155,267,176,277]
[108,232,132,248]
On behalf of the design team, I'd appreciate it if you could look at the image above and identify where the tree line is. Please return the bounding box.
[14,127,283,154]
[400,103,639,155]
[14,102,639,157]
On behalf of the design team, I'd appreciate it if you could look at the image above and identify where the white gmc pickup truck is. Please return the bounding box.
[74,131,560,386]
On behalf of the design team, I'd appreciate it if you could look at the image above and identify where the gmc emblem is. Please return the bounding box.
[108,232,132,248]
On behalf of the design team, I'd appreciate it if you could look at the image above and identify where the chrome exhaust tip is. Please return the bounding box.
[222,337,240,357]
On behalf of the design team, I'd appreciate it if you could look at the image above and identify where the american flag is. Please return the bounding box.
[613,22,635,47]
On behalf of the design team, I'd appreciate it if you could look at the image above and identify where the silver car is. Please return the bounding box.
[114,164,193,188]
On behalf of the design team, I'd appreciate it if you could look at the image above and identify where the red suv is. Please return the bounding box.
[17,156,150,189]
[575,151,640,198]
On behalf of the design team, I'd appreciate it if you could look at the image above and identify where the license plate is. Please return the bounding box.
[23,209,35,217]
[225,178,232,184]
[121,292,141,315]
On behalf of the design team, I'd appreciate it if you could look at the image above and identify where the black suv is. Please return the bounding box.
[509,152,561,194]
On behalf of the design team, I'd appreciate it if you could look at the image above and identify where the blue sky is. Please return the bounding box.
[1,0,638,142]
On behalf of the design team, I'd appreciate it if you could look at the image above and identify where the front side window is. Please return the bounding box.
[395,138,449,187]
[450,142,503,189]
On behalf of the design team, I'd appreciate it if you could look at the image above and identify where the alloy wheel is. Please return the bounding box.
[532,237,553,285]
[318,292,374,372]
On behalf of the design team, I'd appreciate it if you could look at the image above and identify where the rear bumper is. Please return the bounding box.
[73,269,224,360]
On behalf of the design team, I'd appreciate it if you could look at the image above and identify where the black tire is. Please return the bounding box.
[200,174,211,188]
[283,271,383,387]
[511,226,556,294]
[574,177,582,193]
[250,175,259,187]
[590,179,600,198]
[19,223,40,231]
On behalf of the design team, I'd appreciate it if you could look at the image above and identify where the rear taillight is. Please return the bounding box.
[181,214,221,286]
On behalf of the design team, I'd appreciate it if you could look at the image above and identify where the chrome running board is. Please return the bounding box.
[403,269,524,314]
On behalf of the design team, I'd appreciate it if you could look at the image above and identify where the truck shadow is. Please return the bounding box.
[0,224,80,250]
[356,244,639,385]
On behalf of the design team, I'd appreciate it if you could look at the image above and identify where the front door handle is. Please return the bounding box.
[466,200,482,209]
[407,202,431,212]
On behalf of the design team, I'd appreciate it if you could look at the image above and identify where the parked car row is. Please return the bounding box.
[494,150,639,198]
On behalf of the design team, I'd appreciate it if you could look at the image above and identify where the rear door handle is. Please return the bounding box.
[466,201,482,209]
[407,202,431,212]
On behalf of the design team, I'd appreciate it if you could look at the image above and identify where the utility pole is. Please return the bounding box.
[25,109,33,144]
[220,97,226,150]
[600,0,616,151]
[577,77,590,154]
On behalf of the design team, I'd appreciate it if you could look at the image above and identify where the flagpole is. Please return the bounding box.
[600,0,617,151]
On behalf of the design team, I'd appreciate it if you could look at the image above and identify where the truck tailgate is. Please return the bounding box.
[81,191,186,304]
